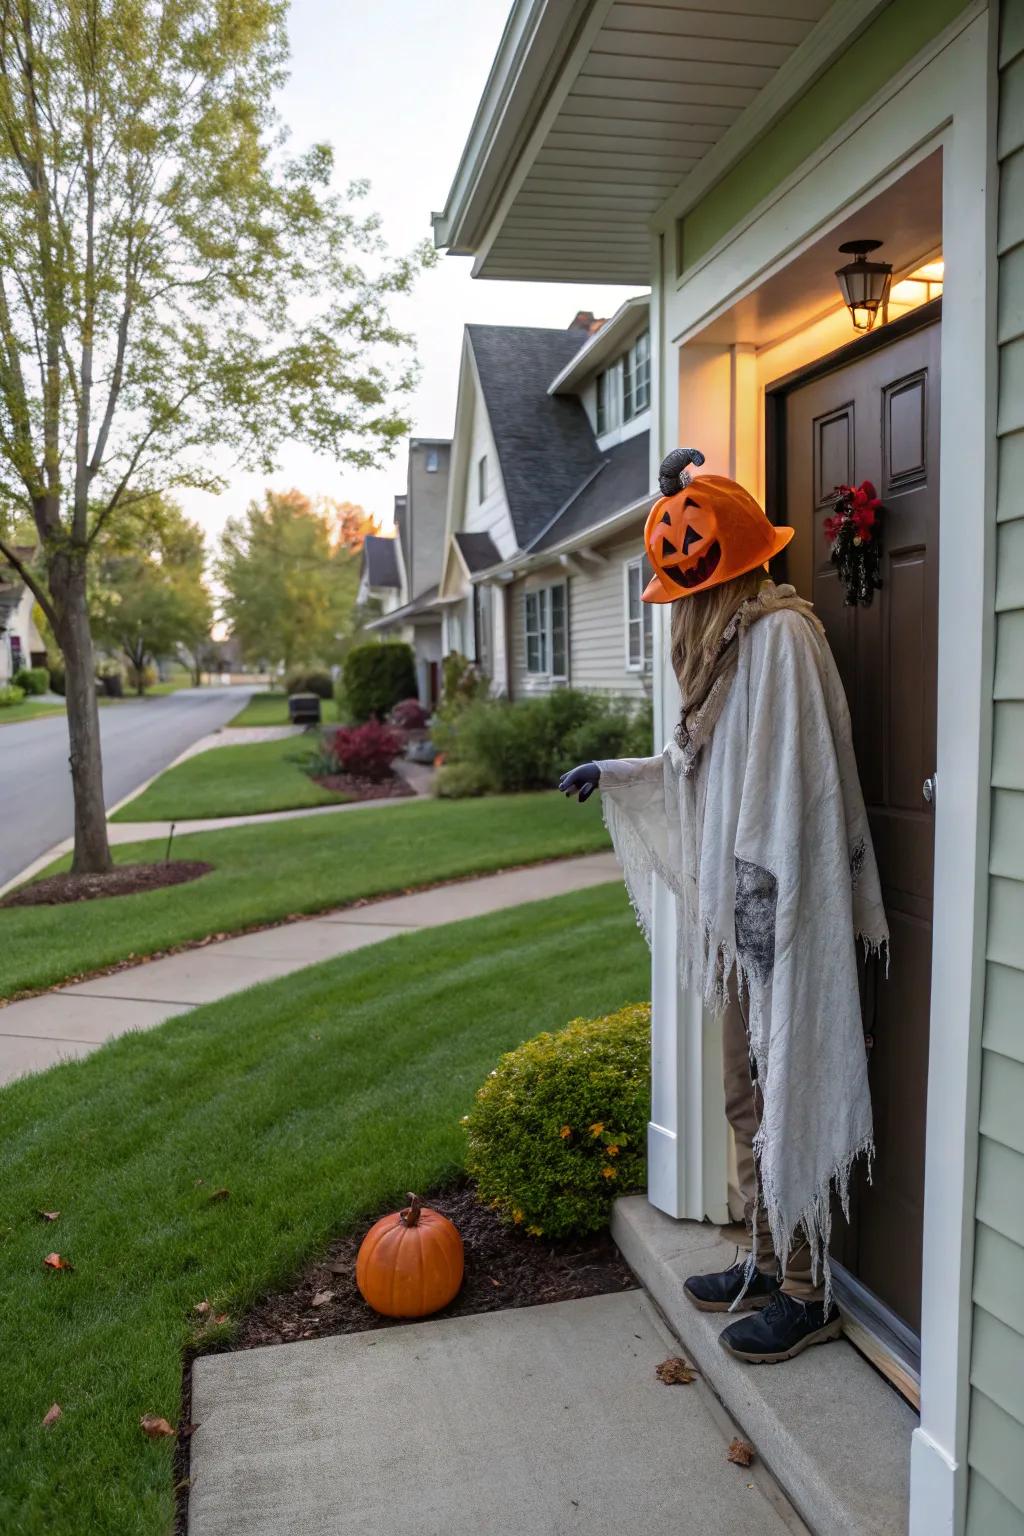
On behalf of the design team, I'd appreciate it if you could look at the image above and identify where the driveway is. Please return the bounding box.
[0,686,253,887]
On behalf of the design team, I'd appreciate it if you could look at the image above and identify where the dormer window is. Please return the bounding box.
[597,329,650,434]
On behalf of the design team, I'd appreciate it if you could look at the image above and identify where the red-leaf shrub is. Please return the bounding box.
[328,721,403,781]
[391,697,429,730]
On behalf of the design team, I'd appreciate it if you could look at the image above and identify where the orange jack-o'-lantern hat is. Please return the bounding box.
[642,448,794,603]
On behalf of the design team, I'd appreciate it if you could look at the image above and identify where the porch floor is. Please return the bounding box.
[612,1196,916,1536]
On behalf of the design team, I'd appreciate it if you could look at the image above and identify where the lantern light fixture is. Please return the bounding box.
[835,239,893,333]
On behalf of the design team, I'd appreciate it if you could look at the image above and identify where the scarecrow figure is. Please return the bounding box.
[560,448,887,1364]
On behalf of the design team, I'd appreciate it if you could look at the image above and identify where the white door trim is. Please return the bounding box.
[649,15,996,1535]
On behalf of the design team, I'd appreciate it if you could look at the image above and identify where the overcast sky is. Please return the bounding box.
[177,0,645,545]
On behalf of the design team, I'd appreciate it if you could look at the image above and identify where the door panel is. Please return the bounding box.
[779,319,940,1333]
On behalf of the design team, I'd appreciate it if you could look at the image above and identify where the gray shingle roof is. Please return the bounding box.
[529,431,652,553]
[453,530,502,574]
[467,325,600,546]
[362,535,401,589]
[0,582,23,630]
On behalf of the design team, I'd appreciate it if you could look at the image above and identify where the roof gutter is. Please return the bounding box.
[468,493,654,585]
[431,0,598,256]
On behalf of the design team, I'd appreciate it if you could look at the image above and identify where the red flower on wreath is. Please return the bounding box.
[825,481,881,546]
[824,481,884,607]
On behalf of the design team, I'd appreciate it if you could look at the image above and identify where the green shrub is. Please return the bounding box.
[341,642,416,722]
[0,683,26,707]
[437,688,654,796]
[48,663,66,697]
[433,760,495,798]
[463,1002,651,1238]
[286,669,333,700]
[12,665,49,696]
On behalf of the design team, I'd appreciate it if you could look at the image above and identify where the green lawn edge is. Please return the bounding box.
[112,734,345,822]
[1,792,610,999]
[0,883,647,1535]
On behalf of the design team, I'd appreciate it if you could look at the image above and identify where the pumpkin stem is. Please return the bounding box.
[401,1192,422,1227]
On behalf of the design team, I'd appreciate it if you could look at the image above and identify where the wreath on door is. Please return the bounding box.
[824,481,883,607]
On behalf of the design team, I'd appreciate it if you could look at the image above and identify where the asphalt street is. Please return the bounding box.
[0,686,253,888]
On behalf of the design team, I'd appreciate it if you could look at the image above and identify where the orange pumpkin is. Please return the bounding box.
[642,466,794,603]
[356,1193,464,1318]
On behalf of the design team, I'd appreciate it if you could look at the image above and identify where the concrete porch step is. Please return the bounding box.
[612,1195,916,1536]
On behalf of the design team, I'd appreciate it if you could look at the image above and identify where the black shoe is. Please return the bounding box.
[719,1291,842,1363]
[683,1261,781,1313]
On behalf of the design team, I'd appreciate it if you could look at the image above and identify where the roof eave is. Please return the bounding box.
[547,294,651,395]
[471,493,652,582]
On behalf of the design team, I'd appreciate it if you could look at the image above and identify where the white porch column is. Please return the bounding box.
[644,395,730,1221]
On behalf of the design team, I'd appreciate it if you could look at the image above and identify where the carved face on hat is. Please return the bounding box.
[642,454,794,603]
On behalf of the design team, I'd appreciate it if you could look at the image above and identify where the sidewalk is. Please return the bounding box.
[189,1289,809,1536]
[0,852,620,1086]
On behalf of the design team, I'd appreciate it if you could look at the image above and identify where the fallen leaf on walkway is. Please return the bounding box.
[140,1415,176,1440]
[207,1188,230,1203]
[178,1421,200,1440]
[193,1299,211,1316]
[656,1356,696,1385]
[329,1260,347,1275]
[41,1403,62,1428]
[311,1290,333,1307]
[37,1210,60,1222]
[43,1252,73,1271]
[727,1438,755,1467]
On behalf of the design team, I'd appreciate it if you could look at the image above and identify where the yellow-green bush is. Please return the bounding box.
[463,1002,651,1238]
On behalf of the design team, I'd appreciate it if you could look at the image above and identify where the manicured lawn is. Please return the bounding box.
[113,734,344,821]
[0,882,646,1535]
[1,792,610,999]
[228,690,341,727]
[0,698,66,725]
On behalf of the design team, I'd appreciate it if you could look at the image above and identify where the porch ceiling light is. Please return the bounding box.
[835,239,893,332]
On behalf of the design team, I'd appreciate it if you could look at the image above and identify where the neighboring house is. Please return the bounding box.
[435,4,1021,1535]
[0,555,45,684]
[438,299,655,704]
[364,438,451,706]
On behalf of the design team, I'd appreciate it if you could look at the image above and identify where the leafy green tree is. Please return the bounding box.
[91,497,212,694]
[0,0,426,871]
[218,489,374,676]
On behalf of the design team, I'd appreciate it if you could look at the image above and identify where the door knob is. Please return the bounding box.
[922,775,936,804]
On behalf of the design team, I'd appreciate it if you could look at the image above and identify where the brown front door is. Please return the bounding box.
[774,311,940,1334]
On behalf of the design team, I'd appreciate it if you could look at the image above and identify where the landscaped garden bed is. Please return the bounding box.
[0,885,647,1535]
[225,1181,635,1353]
[0,861,212,908]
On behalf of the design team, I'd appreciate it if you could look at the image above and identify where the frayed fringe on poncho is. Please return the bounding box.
[596,595,888,1309]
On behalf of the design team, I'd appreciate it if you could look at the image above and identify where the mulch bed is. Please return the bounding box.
[0,860,213,909]
[229,1182,636,1351]
[175,1182,635,1533]
[311,771,415,802]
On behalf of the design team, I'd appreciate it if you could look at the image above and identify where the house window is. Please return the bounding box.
[525,588,547,674]
[475,584,493,677]
[598,329,650,433]
[477,454,488,502]
[625,557,653,671]
[596,359,623,436]
[524,581,568,678]
[624,330,650,420]
[425,448,439,472]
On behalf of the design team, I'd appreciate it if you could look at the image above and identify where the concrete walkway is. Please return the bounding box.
[189,1289,809,1536]
[0,852,620,1086]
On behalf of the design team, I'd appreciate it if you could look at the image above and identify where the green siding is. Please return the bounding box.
[967,5,1024,1527]
[676,0,969,273]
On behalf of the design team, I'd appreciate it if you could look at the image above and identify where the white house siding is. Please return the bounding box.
[507,528,652,703]
[461,377,518,560]
[964,5,1024,1532]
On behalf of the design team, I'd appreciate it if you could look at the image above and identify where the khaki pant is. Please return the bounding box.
[722,991,822,1302]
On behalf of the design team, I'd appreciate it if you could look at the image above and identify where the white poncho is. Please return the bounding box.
[597,602,888,1302]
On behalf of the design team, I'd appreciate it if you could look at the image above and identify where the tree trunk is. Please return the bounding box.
[50,554,113,874]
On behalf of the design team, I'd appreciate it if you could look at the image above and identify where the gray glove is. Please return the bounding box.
[558,762,601,803]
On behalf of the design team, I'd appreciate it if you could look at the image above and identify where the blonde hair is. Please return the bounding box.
[669,569,764,710]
